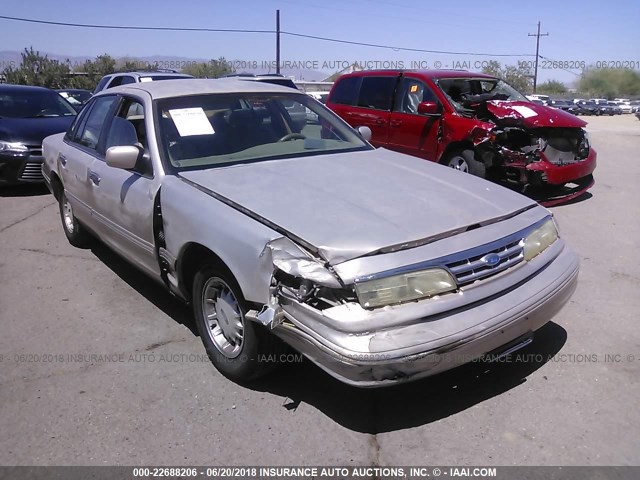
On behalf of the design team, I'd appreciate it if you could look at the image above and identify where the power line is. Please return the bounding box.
[0,14,535,58]
[281,31,534,57]
[538,56,582,77]
[0,14,273,34]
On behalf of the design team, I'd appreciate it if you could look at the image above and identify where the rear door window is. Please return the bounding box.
[329,76,362,106]
[94,76,111,94]
[76,96,118,151]
[106,75,135,89]
[357,76,397,111]
[66,98,95,141]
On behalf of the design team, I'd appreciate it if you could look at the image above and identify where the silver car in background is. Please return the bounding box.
[42,79,579,387]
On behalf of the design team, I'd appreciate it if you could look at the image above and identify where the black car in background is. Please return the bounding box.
[607,102,623,115]
[0,84,76,185]
[593,103,612,116]
[574,100,599,116]
[57,89,92,111]
[548,99,581,115]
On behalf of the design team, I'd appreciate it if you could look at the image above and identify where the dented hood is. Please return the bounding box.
[179,148,536,264]
[486,101,587,128]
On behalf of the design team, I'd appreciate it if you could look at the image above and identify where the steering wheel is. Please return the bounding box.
[278,133,306,142]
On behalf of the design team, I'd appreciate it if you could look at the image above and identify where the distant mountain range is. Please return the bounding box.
[0,50,330,82]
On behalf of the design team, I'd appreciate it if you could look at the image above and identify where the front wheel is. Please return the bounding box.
[443,149,486,178]
[59,191,91,247]
[192,266,280,382]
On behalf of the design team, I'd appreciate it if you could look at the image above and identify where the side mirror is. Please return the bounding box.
[417,101,439,115]
[356,126,372,142]
[106,145,140,170]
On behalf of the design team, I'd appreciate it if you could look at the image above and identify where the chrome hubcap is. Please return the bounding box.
[201,278,244,358]
[448,156,469,173]
[63,196,75,233]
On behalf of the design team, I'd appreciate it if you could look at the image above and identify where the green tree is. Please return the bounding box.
[118,58,150,72]
[68,54,118,91]
[481,61,533,94]
[537,79,567,95]
[579,68,640,98]
[2,47,71,88]
[182,57,235,78]
[78,54,117,79]
[480,60,502,78]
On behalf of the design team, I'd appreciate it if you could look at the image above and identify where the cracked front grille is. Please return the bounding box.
[446,239,524,285]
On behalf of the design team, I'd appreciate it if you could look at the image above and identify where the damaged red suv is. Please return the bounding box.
[326,70,596,205]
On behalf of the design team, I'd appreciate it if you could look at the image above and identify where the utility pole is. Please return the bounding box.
[276,10,281,74]
[528,21,549,93]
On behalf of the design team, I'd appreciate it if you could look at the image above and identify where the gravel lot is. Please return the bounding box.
[0,114,638,466]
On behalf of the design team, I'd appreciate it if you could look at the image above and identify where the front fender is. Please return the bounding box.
[160,175,281,304]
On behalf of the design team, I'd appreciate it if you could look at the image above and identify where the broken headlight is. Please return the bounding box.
[355,268,456,308]
[523,218,558,261]
[578,129,590,158]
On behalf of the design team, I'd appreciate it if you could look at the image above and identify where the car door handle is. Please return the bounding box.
[88,171,101,186]
[375,118,386,125]
[390,120,403,127]
[59,154,67,168]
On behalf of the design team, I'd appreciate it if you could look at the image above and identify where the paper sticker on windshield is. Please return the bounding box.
[169,108,215,136]
[511,105,538,118]
[139,77,153,82]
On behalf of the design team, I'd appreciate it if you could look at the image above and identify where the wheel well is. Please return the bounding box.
[50,172,63,201]
[178,243,235,300]
[439,142,475,165]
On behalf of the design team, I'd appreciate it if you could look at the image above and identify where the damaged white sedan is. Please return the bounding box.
[42,79,579,387]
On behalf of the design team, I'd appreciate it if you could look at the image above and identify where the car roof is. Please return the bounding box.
[99,78,300,100]
[0,84,56,93]
[337,69,497,80]
[109,71,193,78]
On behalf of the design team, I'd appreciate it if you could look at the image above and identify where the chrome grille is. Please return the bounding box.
[20,162,44,181]
[446,239,524,285]
[19,145,44,181]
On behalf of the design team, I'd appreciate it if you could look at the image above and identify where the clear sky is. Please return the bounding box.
[1,0,639,83]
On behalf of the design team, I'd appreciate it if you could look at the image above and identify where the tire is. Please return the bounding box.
[444,149,486,178]
[59,190,91,247]
[192,265,280,382]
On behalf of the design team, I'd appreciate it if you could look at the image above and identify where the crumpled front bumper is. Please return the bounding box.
[270,242,579,387]
[526,148,597,186]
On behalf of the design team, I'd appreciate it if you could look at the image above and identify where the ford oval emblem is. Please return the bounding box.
[482,253,501,267]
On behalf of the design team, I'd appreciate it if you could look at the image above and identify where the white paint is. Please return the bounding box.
[511,105,538,118]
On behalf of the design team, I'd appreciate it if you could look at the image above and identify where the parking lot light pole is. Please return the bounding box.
[276,10,281,74]
[528,21,549,93]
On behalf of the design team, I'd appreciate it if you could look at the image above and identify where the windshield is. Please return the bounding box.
[0,89,77,118]
[59,90,92,104]
[436,77,529,111]
[156,92,371,171]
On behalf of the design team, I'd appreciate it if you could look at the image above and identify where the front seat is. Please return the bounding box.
[106,117,139,149]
